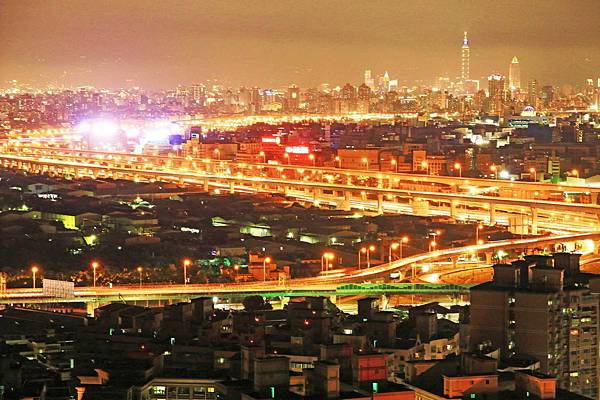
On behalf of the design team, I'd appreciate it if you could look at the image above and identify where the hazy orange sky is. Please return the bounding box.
[1,0,599,89]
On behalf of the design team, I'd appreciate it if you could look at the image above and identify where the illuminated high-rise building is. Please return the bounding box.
[287,84,300,111]
[381,71,390,93]
[364,69,374,90]
[508,56,521,92]
[488,74,505,114]
[191,84,204,104]
[586,78,595,99]
[527,79,538,107]
[541,85,554,108]
[470,255,600,398]
[461,31,470,81]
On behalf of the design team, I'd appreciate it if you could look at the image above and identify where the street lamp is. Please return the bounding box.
[366,245,376,268]
[454,162,462,178]
[421,160,429,175]
[529,167,536,182]
[362,157,369,170]
[213,148,220,160]
[391,158,398,173]
[400,236,409,259]
[137,266,143,287]
[476,224,483,245]
[389,242,399,263]
[327,252,335,270]
[309,153,316,167]
[183,258,191,285]
[429,240,437,252]
[572,169,579,179]
[259,151,266,163]
[91,261,99,287]
[31,265,39,289]
[359,247,367,269]
[322,252,334,271]
[263,256,271,281]
[490,165,497,180]
[284,152,290,165]
[335,155,341,168]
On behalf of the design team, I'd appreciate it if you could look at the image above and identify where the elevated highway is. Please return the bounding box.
[2,232,598,308]
[1,152,600,235]
[2,142,600,309]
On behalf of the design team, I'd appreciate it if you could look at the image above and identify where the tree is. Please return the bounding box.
[242,295,272,312]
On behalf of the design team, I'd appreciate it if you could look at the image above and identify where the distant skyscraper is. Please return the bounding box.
[364,69,374,90]
[586,78,595,99]
[287,85,300,111]
[461,31,470,81]
[191,84,204,103]
[382,71,390,93]
[541,85,554,107]
[488,74,505,114]
[508,56,521,92]
[527,79,538,107]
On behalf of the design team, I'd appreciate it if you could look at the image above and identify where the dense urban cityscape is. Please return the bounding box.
[2,1,600,400]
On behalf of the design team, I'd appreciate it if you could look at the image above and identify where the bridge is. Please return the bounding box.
[2,232,598,311]
[1,283,473,306]
[2,148,600,235]
[2,141,600,310]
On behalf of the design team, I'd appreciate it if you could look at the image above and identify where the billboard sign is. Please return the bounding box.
[42,279,75,298]
[285,146,310,154]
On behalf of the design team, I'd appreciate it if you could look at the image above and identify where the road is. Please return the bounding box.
[1,140,600,305]
[2,232,598,305]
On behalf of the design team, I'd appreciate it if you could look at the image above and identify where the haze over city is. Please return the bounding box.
[4,1,600,400]
[2,0,600,89]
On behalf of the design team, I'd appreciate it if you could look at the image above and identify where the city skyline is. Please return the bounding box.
[2,0,600,90]
[4,2,600,397]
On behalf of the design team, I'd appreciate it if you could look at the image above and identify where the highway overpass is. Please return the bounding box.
[2,232,598,310]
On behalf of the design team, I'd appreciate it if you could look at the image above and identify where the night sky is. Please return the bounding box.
[1,0,600,89]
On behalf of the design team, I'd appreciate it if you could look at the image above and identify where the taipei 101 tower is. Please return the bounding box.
[461,31,470,81]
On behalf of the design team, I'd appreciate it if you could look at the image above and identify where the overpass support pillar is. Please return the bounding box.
[451,256,458,269]
[203,180,209,192]
[530,207,538,235]
[86,301,100,317]
[377,194,384,214]
[489,204,496,225]
[339,191,352,211]
[313,188,321,203]
[450,201,457,219]
[229,181,235,194]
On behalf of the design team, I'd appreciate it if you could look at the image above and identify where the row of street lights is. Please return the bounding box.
[357,237,411,269]
[321,252,335,271]
[29,224,487,289]
[28,256,266,289]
